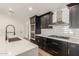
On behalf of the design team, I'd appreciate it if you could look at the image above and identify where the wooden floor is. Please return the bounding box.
[38,48,52,56]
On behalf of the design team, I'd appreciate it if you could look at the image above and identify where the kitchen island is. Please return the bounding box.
[0,36,38,56]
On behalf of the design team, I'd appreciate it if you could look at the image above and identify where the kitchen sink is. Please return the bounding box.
[8,37,21,42]
[48,35,70,39]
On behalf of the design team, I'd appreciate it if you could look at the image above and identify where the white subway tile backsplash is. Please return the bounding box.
[41,26,79,38]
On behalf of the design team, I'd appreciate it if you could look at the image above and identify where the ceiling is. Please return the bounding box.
[0,3,68,22]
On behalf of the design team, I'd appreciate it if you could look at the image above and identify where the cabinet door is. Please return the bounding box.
[48,13,53,28]
[60,41,68,56]
[35,17,41,34]
[35,36,45,49]
[45,39,68,56]
[30,17,35,24]
[40,12,53,29]
[69,5,79,28]
[68,43,79,56]
[41,15,49,28]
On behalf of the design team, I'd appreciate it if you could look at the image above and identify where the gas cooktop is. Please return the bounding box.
[48,35,70,39]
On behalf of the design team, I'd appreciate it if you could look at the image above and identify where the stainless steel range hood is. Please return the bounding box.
[53,21,69,26]
[48,21,69,27]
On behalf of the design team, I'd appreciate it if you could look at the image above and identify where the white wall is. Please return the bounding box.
[24,19,30,39]
[0,14,25,39]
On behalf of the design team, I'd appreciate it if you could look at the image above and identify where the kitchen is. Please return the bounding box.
[0,3,79,56]
[30,3,79,56]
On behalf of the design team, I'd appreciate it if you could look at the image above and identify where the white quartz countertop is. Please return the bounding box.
[0,36,38,56]
[36,34,79,45]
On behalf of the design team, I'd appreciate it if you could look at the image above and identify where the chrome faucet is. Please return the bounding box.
[5,25,15,40]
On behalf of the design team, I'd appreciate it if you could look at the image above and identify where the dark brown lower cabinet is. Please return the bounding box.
[34,36,79,56]
[44,38,68,56]
[35,36,46,49]
[35,36,68,56]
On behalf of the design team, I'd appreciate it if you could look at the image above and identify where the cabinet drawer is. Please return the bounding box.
[46,38,63,46]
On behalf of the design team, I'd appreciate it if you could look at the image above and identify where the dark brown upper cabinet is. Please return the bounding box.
[30,15,41,40]
[40,12,53,29]
[67,3,79,28]
[30,11,53,40]
[30,15,41,34]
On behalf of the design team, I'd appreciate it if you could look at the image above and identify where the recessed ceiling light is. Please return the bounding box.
[9,8,13,11]
[28,7,33,11]
[8,8,15,14]
[8,8,15,16]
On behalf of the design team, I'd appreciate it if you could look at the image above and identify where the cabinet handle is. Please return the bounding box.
[68,48,70,55]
